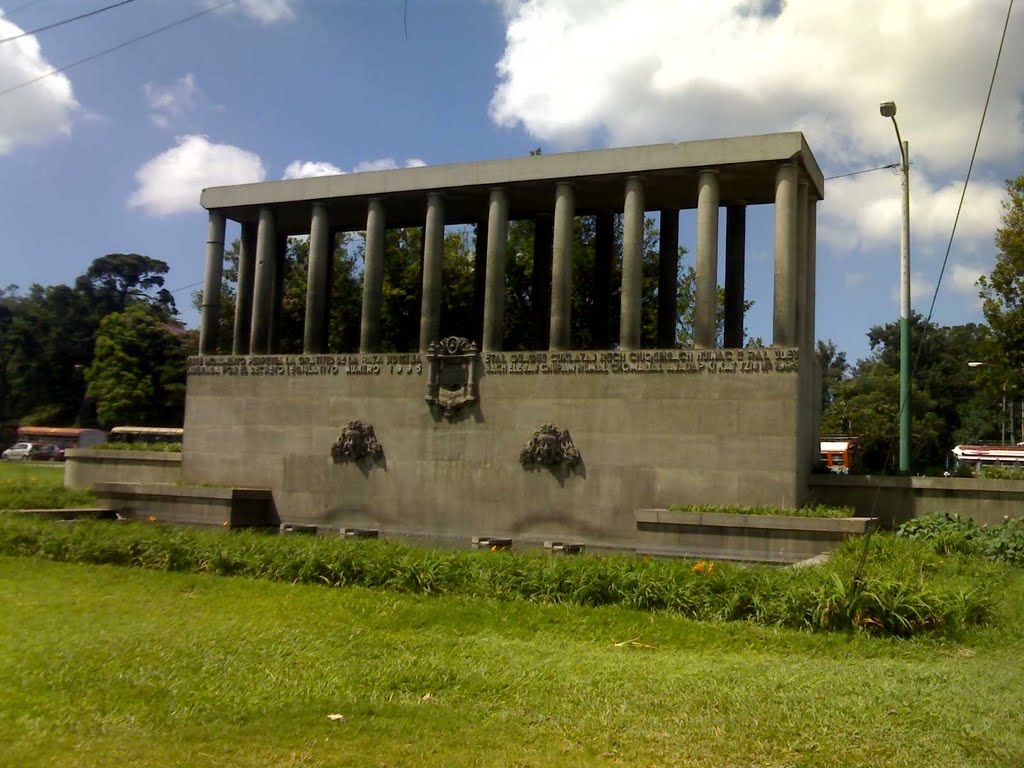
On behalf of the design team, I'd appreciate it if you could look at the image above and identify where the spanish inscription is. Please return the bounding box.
[187,348,799,377]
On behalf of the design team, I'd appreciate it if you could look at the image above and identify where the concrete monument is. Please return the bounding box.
[186,132,824,553]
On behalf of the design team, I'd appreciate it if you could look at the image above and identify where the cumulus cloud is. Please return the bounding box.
[283,160,344,179]
[949,263,986,300]
[144,73,199,128]
[129,135,265,216]
[0,17,77,153]
[352,157,428,173]
[491,0,1024,174]
[818,170,1005,254]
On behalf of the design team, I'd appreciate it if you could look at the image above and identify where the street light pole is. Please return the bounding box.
[881,101,911,473]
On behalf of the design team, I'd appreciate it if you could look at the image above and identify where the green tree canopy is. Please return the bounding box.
[85,304,193,428]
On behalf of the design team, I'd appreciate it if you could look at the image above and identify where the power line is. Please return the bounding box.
[917,0,1015,335]
[0,0,235,99]
[824,163,898,181]
[0,0,140,45]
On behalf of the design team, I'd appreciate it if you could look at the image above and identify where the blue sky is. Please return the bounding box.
[1,0,1021,364]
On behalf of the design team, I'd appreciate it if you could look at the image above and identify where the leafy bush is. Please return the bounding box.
[667,503,856,518]
[979,465,1024,481]
[897,512,1024,567]
[91,442,182,453]
[0,514,1002,638]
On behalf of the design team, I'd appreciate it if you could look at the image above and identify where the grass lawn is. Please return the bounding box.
[2,555,1023,767]
[0,461,65,484]
[0,461,94,510]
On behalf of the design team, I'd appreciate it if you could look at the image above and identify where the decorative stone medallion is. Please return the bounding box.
[425,336,479,419]
[520,424,581,468]
[330,421,384,462]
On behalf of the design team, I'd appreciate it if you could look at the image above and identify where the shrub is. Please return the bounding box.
[979,465,1024,481]
[897,512,983,556]
[0,514,1003,638]
[667,503,855,518]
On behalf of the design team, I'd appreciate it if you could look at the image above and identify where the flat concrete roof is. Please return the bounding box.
[201,132,824,235]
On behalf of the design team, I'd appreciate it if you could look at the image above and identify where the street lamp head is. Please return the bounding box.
[879,100,897,118]
[968,361,988,368]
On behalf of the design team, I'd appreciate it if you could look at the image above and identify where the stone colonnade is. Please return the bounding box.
[199,164,818,357]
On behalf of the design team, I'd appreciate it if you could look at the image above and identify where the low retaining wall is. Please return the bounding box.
[809,475,1024,527]
[634,509,876,563]
[65,450,181,489]
[93,482,276,529]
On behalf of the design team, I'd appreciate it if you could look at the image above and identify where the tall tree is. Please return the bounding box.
[978,173,1024,401]
[85,304,193,428]
[78,253,175,315]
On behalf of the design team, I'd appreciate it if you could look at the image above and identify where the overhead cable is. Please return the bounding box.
[0,0,140,45]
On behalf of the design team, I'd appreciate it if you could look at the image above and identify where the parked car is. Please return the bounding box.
[35,444,63,461]
[2,442,43,460]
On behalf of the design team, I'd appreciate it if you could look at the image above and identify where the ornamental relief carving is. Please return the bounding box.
[330,421,384,463]
[520,424,581,468]
[425,336,479,419]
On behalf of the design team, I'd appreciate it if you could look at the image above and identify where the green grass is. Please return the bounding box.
[668,503,855,518]
[1,555,1023,767]
[98,441,182,452]
[0,515,1003,637]
[0,462,95,510]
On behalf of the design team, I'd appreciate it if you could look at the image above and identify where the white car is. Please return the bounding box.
[2,442,48,461]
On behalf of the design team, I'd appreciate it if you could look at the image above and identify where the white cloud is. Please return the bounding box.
[490,1,1024,174]
[208,0,297,23]
[950,263,986,298]
[283,160,344,179]
[0,17,77,154]
[818,170,1005,253]
[129,135,265,216]
[144,73,199,128]
[351,157,428,173]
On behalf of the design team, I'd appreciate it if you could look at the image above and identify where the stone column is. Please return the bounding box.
[268,233,288,354]
[805,197,818,352]
[657,209,679,349]
[773,164,799,347]
[482,188,509,352]
[304,202,331,354]
[232,221,257,355]
[249,207,276,354]
[473,217,487,344]
[591,213,614,349]
[694,170,720,349]
[796,182,810,351]
[620,176,645,350]
[419,192,445,353]
[549,182,575,351]
[724,203,747,349]
[198,211,226,355]
[359,198,386,353]
[532,214,554,350]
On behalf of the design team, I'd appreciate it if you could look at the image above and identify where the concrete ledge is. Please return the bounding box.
[65,450,182,489]
[634,509,876,563]
[4,508,118,520]
[809,474,1024,527]
[635,509,876,533]
[93,482,275,529]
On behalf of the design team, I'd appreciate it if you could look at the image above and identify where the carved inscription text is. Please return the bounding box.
[187,348,799,377]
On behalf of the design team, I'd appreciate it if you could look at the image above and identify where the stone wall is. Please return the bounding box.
[810,474,1024,527]
[64,449,181,489]
[182,348,812,547]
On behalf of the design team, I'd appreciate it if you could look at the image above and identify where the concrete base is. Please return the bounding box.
[65,449,181,489]
[810,474,1024,528]
[93,482,276,529]
[635,508,876,563]
[182,349,815,553]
